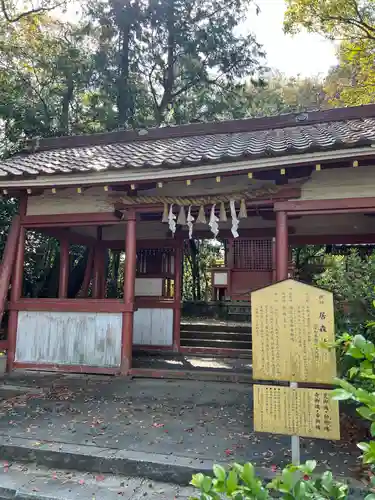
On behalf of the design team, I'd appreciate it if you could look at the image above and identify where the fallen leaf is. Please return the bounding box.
[224,449,233,456]
[79,479,85,485]
[152,423,164,428]
[271,465,277,472]
[96,475,105,482]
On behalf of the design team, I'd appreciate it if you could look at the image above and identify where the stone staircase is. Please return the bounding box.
[180,321,252,352]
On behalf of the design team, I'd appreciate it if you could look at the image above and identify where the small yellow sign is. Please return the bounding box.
[253,385,340,440]
[251,279,336,384]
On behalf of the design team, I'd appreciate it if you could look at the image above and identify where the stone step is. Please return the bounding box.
[0,437,222,490]
[132,367,253,382]
[181,338,252,350]
[178,347,253,359]
[180,330,250,341]
[181,322,250,334]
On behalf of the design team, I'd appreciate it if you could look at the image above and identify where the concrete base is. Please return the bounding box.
[0,436,214,485]
[0,460,196,499]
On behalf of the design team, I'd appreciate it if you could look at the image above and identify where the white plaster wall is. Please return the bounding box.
[301,166,375,201]
[27,187,113,215]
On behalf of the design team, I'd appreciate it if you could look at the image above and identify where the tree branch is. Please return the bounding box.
[349,0,375,36]
[323,13,375,41]
[0,0,63,23]
[148,62,159,112]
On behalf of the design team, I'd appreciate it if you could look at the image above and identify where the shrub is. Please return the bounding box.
[190,461,348,499]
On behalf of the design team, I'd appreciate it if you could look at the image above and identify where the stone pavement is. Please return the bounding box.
[0,460,195,499]
[0,372,363,484]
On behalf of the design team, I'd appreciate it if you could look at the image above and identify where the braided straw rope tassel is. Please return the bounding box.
[115,185,278,206]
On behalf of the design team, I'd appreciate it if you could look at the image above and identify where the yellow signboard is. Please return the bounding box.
[253,385,340,440]
[251,279,336,384]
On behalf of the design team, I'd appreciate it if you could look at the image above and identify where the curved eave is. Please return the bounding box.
[0,145,374,189]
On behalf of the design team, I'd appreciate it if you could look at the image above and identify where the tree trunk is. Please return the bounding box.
[189,239,201,301]
[117,4,131,127]
[61,77,74,134]
[68,248,90,298]
[156,0,175,123]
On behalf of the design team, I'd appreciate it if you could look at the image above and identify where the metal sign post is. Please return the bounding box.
[290,382,300,465]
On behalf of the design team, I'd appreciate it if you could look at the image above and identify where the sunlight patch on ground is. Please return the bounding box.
[163,359,184,366]
[185,357,233,369]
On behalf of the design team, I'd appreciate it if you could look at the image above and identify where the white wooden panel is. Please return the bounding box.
[301,166,375,201]
[133,308,173,345]
[214,272,228,285]
[135,278,163,297]
[27,187,113,215]
[15,311,122,367]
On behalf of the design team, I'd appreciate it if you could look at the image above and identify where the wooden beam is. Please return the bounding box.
[276,211,288,281]
[10,298,129,313]
[173,243,182,352]
[13,362,119,374]
[275,197,375,213]
[287,208,375,216]
[8,194,27,372]
[271,237,276,282]
[290,234,375,245]
[0,215,21,325]
[22,212,120,227]
[121,209,137,375]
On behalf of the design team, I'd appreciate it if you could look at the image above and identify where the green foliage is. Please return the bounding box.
[293,245,327,283]
[0,0,332,155]
[0,14,96,153]
[284,0,375,41]
[324,40,375,107]
[284,0,375,107]
[183,240,222,301]
[316,251,375,342]
[246,71,325,116]
[330,333,375,472]
[189,460,348,499]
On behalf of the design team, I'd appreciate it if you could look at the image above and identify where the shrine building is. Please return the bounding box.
[0,104,374,376]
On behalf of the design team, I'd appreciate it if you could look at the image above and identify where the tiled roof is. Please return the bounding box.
[1,106,375,179]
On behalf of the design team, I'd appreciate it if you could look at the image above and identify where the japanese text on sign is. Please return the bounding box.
[251,279,336,384]
[253,384,340,440]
